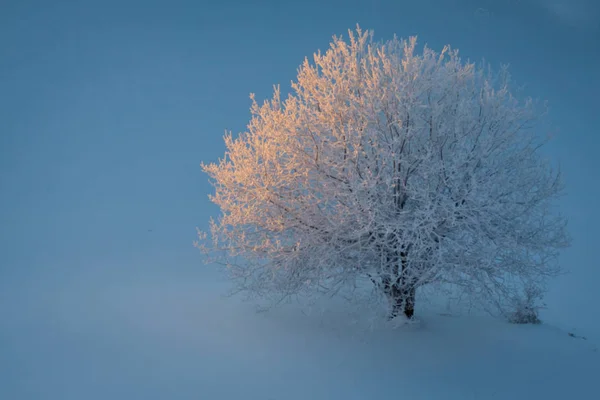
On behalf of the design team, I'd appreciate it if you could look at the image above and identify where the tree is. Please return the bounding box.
[198,27,570,320]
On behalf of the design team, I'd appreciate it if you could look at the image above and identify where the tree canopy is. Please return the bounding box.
[199,27,569,319]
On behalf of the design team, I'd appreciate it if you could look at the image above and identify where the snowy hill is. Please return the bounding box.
[2,268,598,400]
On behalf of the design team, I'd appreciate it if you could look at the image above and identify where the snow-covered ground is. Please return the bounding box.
[2,266,597,400]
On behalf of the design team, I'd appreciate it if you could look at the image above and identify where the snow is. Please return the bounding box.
[2,266,598,400]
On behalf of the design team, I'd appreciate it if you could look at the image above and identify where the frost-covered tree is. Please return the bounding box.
[198,27,569,319]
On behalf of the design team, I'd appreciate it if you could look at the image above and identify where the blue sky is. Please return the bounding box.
[1,0,599,339]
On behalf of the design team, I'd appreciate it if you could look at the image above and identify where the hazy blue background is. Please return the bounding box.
[1,0,599,397]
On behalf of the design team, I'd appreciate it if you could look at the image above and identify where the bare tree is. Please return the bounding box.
[198,27,570,320]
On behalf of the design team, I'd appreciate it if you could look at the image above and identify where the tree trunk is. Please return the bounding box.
[403,286,416,319]
[389,284,404,319]
[388,283,415,319]
[384,249,416,319]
